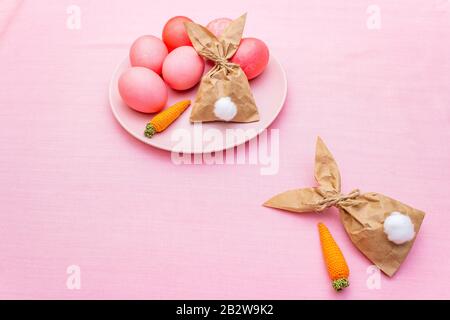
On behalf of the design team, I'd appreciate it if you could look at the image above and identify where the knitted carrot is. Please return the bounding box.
[144,100,191,138]
[318,222,350,291]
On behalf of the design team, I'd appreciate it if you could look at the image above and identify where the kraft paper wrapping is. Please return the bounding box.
[264,137,425,276]
[185,14,259,123]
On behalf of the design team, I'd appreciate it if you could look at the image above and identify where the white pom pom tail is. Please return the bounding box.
[213,97,237,121]
[383,211,415,245]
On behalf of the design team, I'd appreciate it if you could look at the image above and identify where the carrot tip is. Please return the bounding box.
[144,123,156,138]
[332,278,349,291]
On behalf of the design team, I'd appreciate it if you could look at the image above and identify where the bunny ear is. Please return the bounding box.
[185,21,221,60]
[263,187,326,213]
[219,13,247,59]
[315,137,341,193]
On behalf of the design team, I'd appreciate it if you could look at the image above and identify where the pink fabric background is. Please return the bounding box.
[1,0,449,299]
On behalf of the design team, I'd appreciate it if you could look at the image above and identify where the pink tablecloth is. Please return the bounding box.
[0,0,449,299]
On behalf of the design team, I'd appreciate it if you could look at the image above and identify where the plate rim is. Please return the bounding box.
[109,55,288,154]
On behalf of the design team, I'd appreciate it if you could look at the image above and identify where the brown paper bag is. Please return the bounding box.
[264,137,425,277]
[184,14,259,123]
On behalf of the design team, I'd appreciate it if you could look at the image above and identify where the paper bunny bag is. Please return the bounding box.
[184,14,259,123]
[264,137,425,277]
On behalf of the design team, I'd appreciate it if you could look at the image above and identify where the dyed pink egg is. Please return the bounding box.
[129,35,168,75]
[162,16,193,52]
[231,38,270,80]
[118,67,168,113]
[162,46,205,91]
[206,18,232,38]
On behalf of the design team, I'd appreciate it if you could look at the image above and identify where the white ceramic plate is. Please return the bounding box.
[110,55,287,153]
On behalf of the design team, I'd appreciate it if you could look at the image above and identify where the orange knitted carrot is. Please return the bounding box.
[144,100,191,138]
[318,222,350,291]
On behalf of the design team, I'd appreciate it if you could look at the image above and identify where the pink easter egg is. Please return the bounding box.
[162,46,205,91]
[118,67,168,113]
[162,16,193,52]
[206,18,232,38]
[129,35,168,75]
[231,37,270,80]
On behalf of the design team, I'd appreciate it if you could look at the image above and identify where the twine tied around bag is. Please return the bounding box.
[195,44,238,75]
[318,189,360,209]
[210,56,238,75]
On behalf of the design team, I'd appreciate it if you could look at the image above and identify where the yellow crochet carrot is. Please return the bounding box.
[144,100,191,138]
[318,222,350,291]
